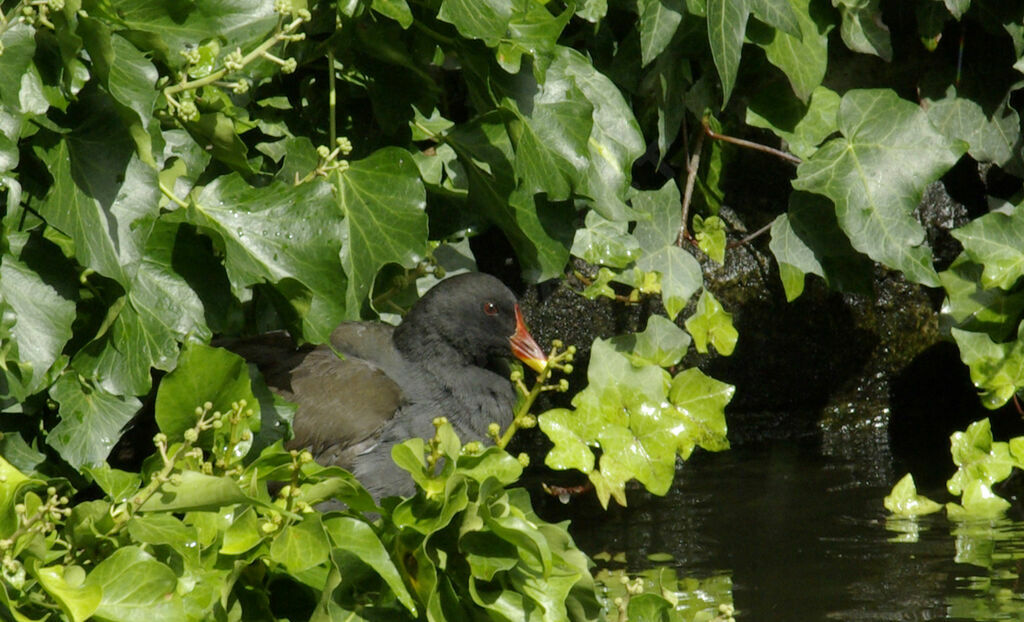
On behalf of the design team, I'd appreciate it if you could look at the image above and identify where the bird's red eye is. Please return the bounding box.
[483,302,498,316]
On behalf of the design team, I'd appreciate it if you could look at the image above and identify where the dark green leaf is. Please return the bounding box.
[793,89,965,287]
[707,0,749,106]
[47,376,141,469]
[638,0,686,66]
[155,342,256,442]
[951,204,1024,290]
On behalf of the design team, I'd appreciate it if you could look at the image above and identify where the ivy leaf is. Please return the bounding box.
[638,0,685,66]
[497,4,572,75]
[633,183,703,319]
[939,257,1024,342]
[768,191,874,300]
[34,563,102,622]
[47,375,141,469]
[270,516,331,574]
[372,0,414,28]
[951,326,1024,409]
[448,116,572,281]
[693,214,726,264]
[570,211,641,269]
[72,219,212,397]
[950,204,1024,290]
[551,47,645,222]
[84,546,184,622]
[438,0,513,46]
[946,480,1011,520]
[749,0,801,37]
[190,174,347,340]
[0,253,74,401]
[324,516,418,614]
[747,85,840,160]
[884,473,942,516]
[501,72,593,201]
[833,0,892,61]
[610,314,691,368]
[154,342,257,443]
[707,0,750,106]
[668,367,732,457]
[684,290,738,355]
[755,0,831,102]
[85,0,278,69]
[335,147,428,319]
[926,88,1018,167]
[793,89,966,287]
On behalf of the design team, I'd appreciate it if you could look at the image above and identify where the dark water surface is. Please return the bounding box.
[536,439,1024,621]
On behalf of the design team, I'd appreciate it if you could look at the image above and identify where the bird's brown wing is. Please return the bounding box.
[283,346,404,464]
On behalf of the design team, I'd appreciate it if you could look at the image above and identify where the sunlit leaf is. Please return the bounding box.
[884,473,942,517]
[793,89,966,287]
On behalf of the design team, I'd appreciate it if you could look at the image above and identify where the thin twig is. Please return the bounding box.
[676,125,704,247]
[702,122,802,165]
[727,219,774,248]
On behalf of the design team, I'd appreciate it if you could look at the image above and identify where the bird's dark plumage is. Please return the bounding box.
[222,272,546,499]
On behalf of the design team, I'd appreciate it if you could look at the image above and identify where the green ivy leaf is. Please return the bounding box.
[190,174,347,341]
[324,516,417,614]
[940,257,1024,342]
[946,480,1011,520]
[85,0,278,69]
[793,89,966,287]
[755,0,831,102]
[693,214,726,264]
[668,367,733,456]
[270,515,331,574]
[610,314,691,368]
[883,473,942,516]
[952,326,1024,409]
[552,47,645,222]
[951,204,1024,291]
[570,211,641,268]
[34,563,102,622]
[747,85,840,160]
[947,418,1018,495]
[707,0,750,106]
[833,0,892,61]
[47,376,141,469]
[501,72,593,201]
[335,147,428,320]
[633,183,703,320]
[0,253,74,401]
[155,342,257,443]
[926,88,1018,167]
[84,546,184,622]
[684,290,738,355]
[749,0,802,36]
[372,0,414,27]
[638,0,685,66]
[138,470,259,513]
[768,191,874,300]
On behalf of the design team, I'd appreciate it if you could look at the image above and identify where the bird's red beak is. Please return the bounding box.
[509,305,547,374]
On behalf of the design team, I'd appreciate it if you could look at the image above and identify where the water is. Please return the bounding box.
[534,439,1024,621]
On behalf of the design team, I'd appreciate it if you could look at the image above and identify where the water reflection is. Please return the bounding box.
[533,440,1024,621]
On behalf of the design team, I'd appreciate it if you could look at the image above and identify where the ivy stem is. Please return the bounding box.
[328,46,337,148]
[677,123,704,247]
[495,342,575,450]
[164,16,305,97]
[727,219,774,248]
[159,181,189,209]
[0,1,25,33]
[702,121,802,165]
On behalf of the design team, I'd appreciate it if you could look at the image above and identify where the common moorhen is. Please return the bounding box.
[224,272,547,499]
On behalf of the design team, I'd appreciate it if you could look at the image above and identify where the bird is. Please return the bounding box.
[221,272,547,499]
